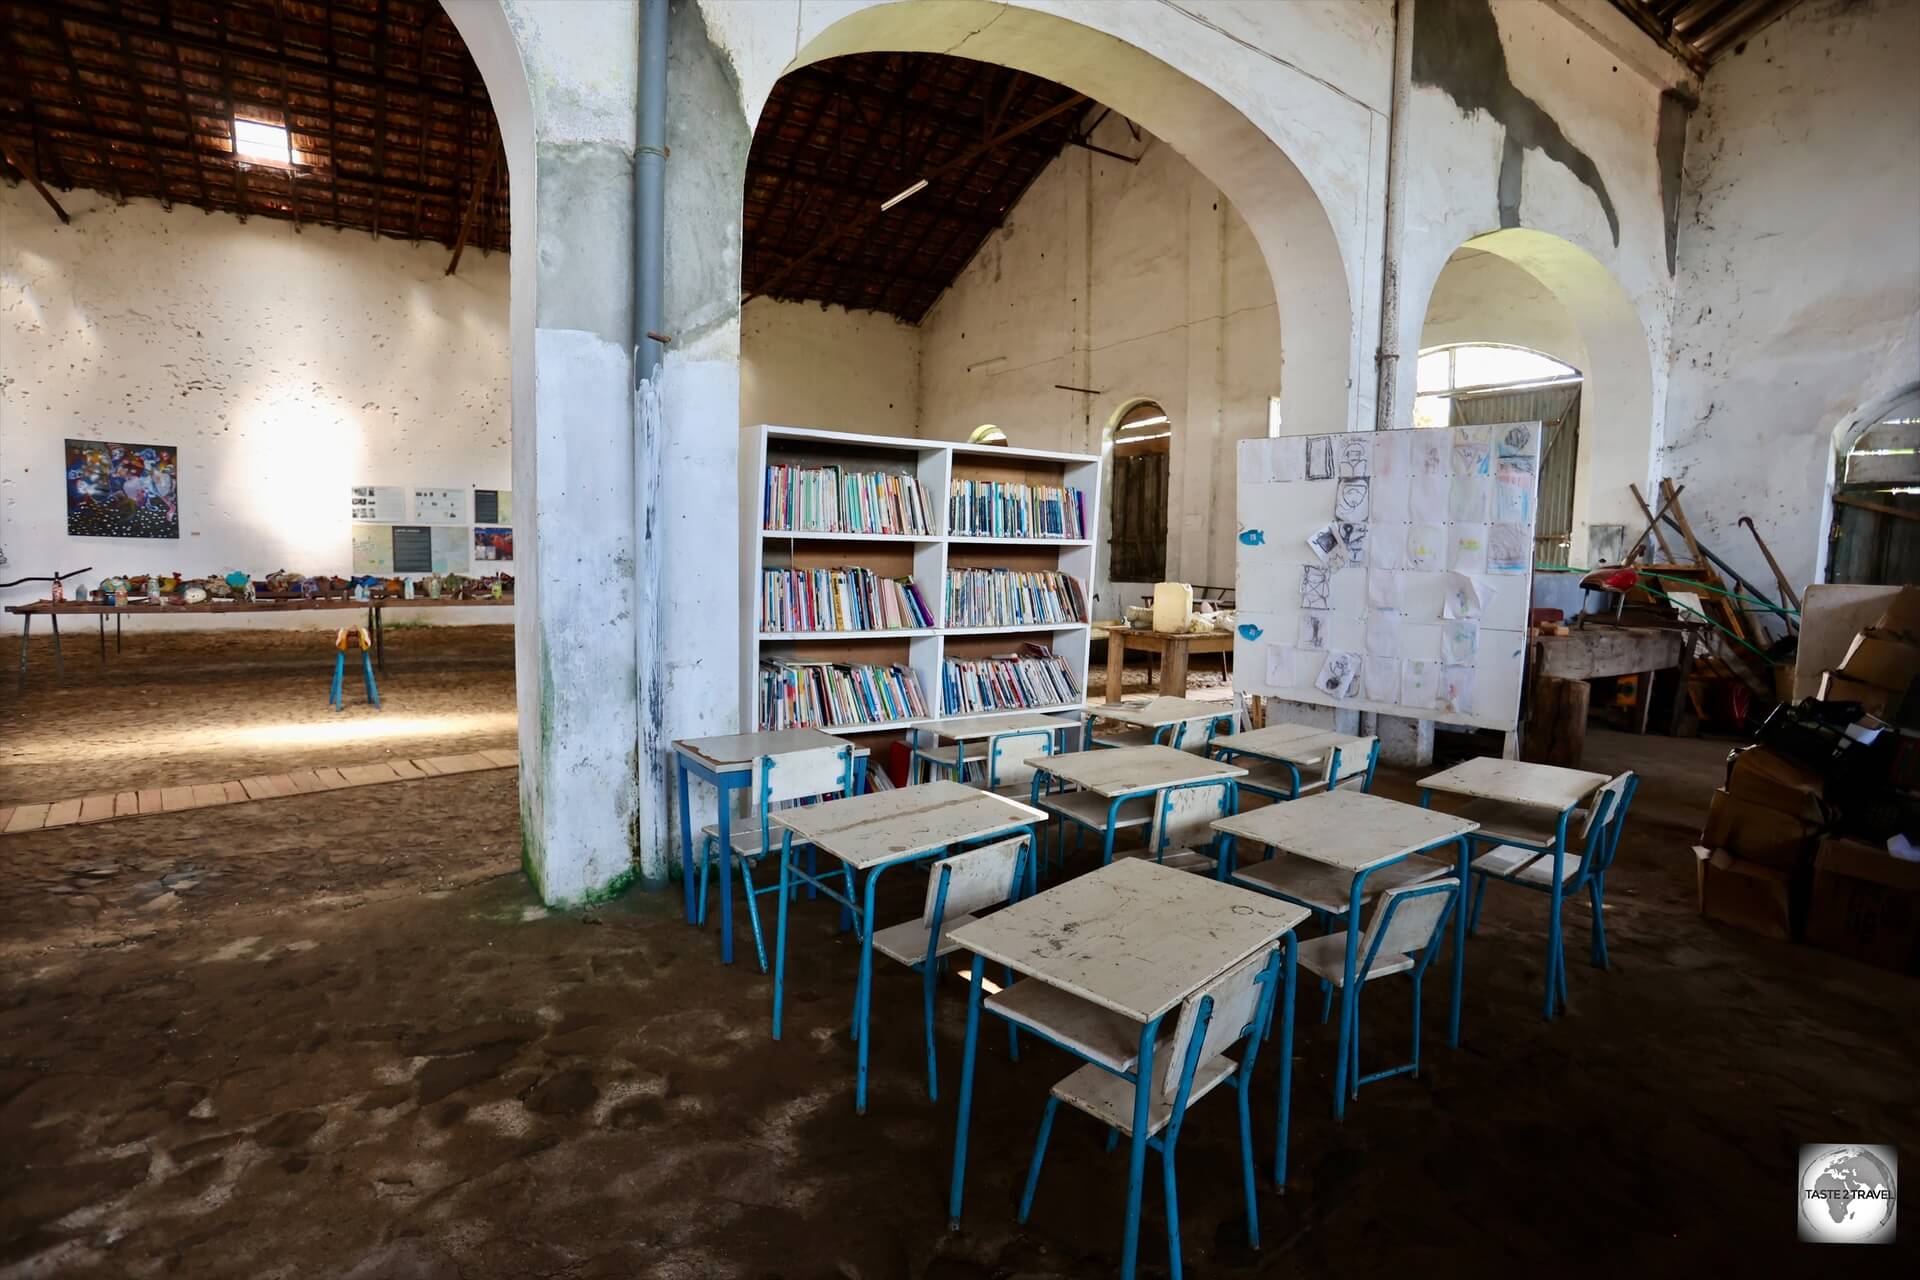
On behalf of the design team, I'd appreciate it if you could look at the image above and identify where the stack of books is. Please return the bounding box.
[941,647,1081,714]
[762,567,934,633]
[945,568,1087,628]
[948,480,1086,539]
[765,464,934,535]
[758,660,930,729]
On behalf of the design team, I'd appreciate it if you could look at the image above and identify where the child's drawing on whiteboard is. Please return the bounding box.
[1334,477,1370,523]
[1402,658,1439,709]
[1488,523,1530,574]
[1407,522,1445,570]
[1441,618,1479,664]
[1336,435,1370,478]
[1304,435,1336,481]
[1495,422,1539,458]
[1411,431,1448,477]
[1299,610,1330,649]
[1494,456,1536,524]
[1364,655,1400,703]
[1316,650,1361,698]
[1440,664,1475,716]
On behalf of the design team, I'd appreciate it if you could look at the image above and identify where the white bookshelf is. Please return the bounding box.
[743,425,1102,740]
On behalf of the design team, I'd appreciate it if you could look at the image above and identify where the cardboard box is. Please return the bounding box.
[1866,586,1920,645]
[1839,633,1920,691]
[1819,670,1899,718]
[1725,745,1829,824]
[1805,836,1920,975]
[1702,788,1820,870]
[1694,846,1797,942]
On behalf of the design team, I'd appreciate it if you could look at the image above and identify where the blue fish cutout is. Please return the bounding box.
[1238,624,1263,641]
[1238,528,1266,547]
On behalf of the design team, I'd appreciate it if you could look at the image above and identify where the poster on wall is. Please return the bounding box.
[411,487,466,523]
[430,526,470,574]
[474,526,514,562]
[65,439,179,539]
[350,485,405,522]
[474,489,512,523]
[351,524,396,574]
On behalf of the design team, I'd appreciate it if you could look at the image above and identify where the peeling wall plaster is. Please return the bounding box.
[1663,0,1920,598]
[0,184,511,627]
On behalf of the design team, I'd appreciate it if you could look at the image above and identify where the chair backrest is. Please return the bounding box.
[1169,713,1232,754]
[1151,779,1233,853]
[1584,772,1637,871]
[988,729,1054,789]
[757,745,853,805]
[1163,945,1277,1098]
[1322,736,1377,786]
[923,835,1028,925]
[1361,881,1458,965]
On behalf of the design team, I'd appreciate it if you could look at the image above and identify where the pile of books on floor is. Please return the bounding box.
[764,464,935,535]
[948,480,1086,539]
[758,660,930,729]
[941,646,1081,714]
[945,568,1087,628]
[762,567,934,632]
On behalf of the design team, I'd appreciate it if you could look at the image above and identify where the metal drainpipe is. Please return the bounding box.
[633,0,668,879]
[1374,0,1415,434]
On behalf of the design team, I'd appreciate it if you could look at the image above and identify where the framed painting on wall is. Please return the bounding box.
[473,526,514,562]
[66,439,179,539]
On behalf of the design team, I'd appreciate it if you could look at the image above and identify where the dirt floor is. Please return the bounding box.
[3,636,1918,1277]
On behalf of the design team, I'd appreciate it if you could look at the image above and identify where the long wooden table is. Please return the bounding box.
[1101,625,1233,695]
[6,595,514,689]
[1526,624,1686,763]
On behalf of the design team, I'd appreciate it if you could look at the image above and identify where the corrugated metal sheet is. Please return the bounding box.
[1451,385,1583,566]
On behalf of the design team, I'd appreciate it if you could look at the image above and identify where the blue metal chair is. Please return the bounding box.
[1220,735,1378,803]
[1015,945,1284,1280]
[1119,777,1237,875]
[910,725,1059,791]
[1296,880,1459,1103]
[696,744,855,972]
[871,835,1031,1100]
[1088,709,1235,751]
[1466,772,1637,1016]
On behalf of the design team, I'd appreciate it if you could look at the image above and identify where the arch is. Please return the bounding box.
[774,0,1358,437]
[1409,228,1653,566]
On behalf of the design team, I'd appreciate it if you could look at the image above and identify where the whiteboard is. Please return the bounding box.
[1232,424,1543,732]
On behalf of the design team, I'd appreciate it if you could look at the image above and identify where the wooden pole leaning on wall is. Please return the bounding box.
[446,126,501,276]
[0,140,72,224]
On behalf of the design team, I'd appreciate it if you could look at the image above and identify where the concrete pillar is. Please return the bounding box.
[1374,713,1435,767]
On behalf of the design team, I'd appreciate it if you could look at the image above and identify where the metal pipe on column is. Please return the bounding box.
[633,0,670,879]
[1374,0,1415,433]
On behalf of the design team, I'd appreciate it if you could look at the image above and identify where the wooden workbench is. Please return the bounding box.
[1526,624,1688,765]
[1101,625,1233,696]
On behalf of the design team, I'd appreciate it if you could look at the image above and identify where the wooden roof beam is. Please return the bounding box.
[0,137,72,223]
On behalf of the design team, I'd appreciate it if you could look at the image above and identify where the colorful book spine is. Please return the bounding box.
[946,480,1087,539]
[943,569,1087,628]
[761,567,934,633]
[764,464,932,535]
[757,660,931,730]
[939,651,1081,715]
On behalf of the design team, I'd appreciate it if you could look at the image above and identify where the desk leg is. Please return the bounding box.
[1159,639,1189,696]
[98,614,106,661]
[1544,845,1566,1022]
[1449,835,1468,1048]
[717,798,736,965]
[1121,1016,1163,1280]
[48,614,61,680]
[1334,868,1370,1121]
[854,754,869,794]
[855,861,893,1115]
[115,614,122,654]
[772,834,792,1039]
[16,614,30,693]
[1106,632,1126,700]
[676,758,695,923]
[947,953,986,1229]
[1274,932,1298,1188]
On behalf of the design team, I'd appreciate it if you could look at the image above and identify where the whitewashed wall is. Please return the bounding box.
[0,184,512,628]
[1420,248,1588,370]
[1663,0,1920,596]
[740,298,920,437]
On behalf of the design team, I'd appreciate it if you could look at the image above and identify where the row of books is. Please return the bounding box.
[948,481,1087,540]
[761,567,935,633]
[941,649,1081,715]
[945,569,1087,628]
[757,660,931,730]
[764,464,935,536]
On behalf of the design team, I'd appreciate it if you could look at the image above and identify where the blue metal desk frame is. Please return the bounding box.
[1217,829,1474,1121]
[946,934,1301,1280]
[671,740,869,966]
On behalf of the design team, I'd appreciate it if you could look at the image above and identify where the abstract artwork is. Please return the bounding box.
[1304,435,1336,481]
[1337,521,1368,564]
[474,526,514,562]
[1488,523,1530,574]
[65,439,179,539]
[1300,565,1333,610]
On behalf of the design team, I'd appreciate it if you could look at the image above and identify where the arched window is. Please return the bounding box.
[1414,343,1582,564]
[1831,392,1920,585]
[1109,401,1171,583]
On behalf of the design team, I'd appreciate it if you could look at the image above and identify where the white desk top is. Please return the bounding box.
[948,859,1310,1023]
[771,780,1044,871]
[1418,756,1608,812]
[1039,745,1246,797]
[1213,727,1368,767]
[1087,697,1235,729]
[916,712,1078,742]
[673,728,867,772]
[1212,791,1478,872]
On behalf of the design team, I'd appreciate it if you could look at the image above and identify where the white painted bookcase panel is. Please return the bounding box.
[742,425,1101,737]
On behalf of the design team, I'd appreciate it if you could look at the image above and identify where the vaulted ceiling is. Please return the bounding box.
[743,52,1098,324]
[1609,0,1806,71]
[0,0,507,258]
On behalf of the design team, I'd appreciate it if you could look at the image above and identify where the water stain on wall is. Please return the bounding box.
[1413,0,1621,246]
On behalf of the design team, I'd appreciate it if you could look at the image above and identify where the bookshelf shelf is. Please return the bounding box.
[743,425,1102,741]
